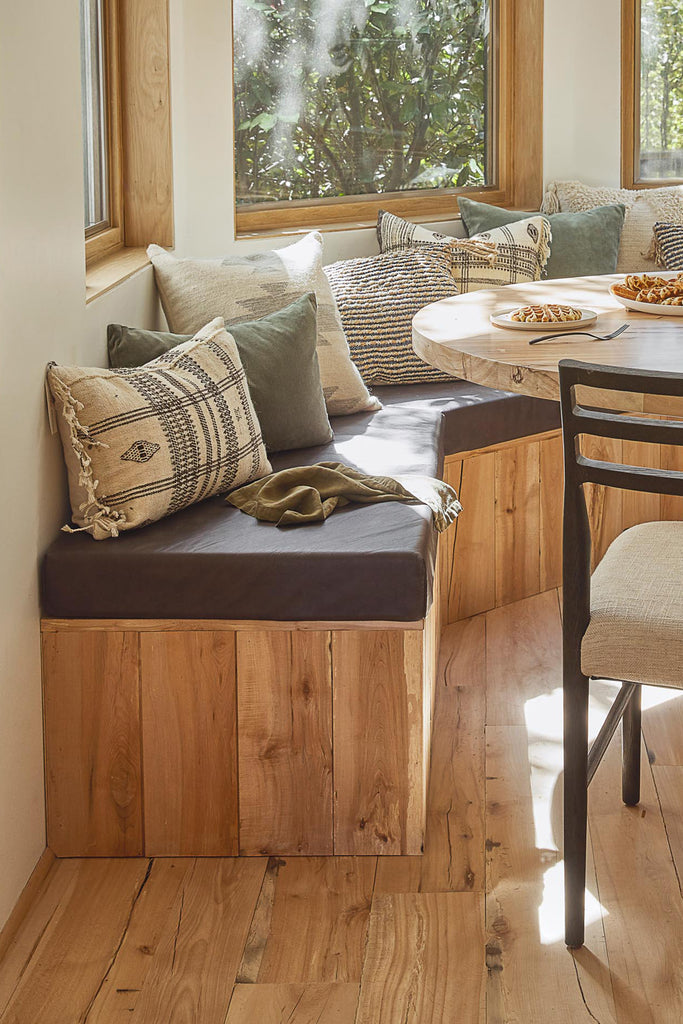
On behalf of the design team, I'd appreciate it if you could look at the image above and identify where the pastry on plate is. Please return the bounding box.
[613,272,683,303]
[510,303,583,324]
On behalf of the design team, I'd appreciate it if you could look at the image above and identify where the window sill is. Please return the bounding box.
[85,247,151,304]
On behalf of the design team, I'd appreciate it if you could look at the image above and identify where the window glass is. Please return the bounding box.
[80,0,109,234]
[639,0,683,179]
[233,0,493,207]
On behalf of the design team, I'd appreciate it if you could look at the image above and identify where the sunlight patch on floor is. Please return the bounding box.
[538,860,606,947]
[524,687,610,946]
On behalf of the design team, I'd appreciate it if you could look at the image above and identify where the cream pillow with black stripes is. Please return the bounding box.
[46,318,271,540]
[377,209,552,289]
[324,246,458,385]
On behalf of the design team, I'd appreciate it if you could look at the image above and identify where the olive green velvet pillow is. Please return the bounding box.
[108,293,333,453]
[457,197,626,280]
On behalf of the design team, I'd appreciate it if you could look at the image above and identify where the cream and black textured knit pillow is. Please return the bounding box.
[324,246,458,385]
[46,318,271,540]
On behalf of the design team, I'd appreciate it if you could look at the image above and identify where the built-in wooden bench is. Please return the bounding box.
[41,383,567,859]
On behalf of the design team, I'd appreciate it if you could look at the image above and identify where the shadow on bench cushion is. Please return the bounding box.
[41,383,559,622]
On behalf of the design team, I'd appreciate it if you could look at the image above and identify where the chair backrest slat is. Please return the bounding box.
[560,358,683,496]
[576,456,683,496]
[572,407,683,446]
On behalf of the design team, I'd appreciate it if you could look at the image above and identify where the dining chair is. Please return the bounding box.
[559,358,683,949]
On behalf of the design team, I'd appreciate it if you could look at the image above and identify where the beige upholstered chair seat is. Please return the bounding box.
[582,521,683,689]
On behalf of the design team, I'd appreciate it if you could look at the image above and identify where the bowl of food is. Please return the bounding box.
[610,272,683,315]
[490,304,598,331]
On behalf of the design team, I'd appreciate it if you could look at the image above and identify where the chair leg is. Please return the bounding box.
[622,684,642,807]
[564,668,590,949]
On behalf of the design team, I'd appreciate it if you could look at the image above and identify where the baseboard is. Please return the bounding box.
[0,848,56,965]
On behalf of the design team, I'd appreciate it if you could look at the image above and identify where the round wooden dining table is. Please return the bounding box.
[412,275,683,413]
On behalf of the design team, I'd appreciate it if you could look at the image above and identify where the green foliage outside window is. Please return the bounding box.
[640,0,683,178]
[233,0,491,205]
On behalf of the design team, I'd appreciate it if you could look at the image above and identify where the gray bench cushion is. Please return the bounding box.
[41,383,559,621]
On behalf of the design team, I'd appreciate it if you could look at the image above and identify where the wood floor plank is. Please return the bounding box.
[652,766,683,881]
[485,590,562,727]
[590,739,683,1023]
[88,858,266,1024]
[83,858,190,1023]
[375,616,486,894]
[246,857,376,983]
[225,983,359,1023]
[642,688,683,766]
[0,859,150,1024]
[485,726,617,1024]
[355,892,485,1024]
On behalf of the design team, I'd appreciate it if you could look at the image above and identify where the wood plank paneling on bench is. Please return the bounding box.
[333,630,426,855]
[539,432,563,592]
[237,631,333,855]
[495,439,541,607]
[140,631,238,856]
[447,452,496,621]
[42,631,142,857]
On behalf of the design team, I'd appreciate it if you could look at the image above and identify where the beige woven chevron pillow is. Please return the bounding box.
[46,319,271,540]
[148,233,380,416]
[542,180,683,273]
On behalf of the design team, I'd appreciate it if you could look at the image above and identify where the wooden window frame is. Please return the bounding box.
[622,0,683,189]
[233,0,544,237]
[85,0,174,270]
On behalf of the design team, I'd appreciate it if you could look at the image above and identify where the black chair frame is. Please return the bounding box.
[559,358,683,950]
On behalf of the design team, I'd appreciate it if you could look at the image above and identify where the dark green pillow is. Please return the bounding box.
[458,197,626,279]
[108,293,333,453]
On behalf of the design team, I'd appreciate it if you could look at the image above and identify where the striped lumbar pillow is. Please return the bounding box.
[46,318,271,539]
[324,245,458,385]
[654,222,683,271]
[377,209,552,290]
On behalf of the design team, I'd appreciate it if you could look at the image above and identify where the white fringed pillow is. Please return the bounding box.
[542,180,683,273]
[46,319,271,540]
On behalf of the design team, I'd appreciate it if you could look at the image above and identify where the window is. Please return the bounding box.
[623,0,683,186]
[233,0,543,234]
[80,0,123,264]
[79,0,174,277]
[81,0,110,235]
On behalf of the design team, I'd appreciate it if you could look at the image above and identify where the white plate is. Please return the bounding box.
[490,307,598,331]
[609,275,683,316]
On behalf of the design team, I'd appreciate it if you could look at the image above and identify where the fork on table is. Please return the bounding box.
[529,324,630,345]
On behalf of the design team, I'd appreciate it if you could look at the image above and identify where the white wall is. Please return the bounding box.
[0,1,159,930]
[543,0,622,188]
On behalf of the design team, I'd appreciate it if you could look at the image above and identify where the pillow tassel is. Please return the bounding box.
[47,368,126,540]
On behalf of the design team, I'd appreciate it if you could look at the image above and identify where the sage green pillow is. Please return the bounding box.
[458,197,626,279]
[108,293,333,453]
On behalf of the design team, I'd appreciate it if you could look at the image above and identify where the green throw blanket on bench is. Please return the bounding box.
[226,461,462,531]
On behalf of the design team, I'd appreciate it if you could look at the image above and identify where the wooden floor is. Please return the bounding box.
[1,590,682,1023]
